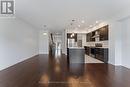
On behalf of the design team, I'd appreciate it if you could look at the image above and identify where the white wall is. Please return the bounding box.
[121,17,130,68]
[64,29,67,55]
[0,18,39,71]
[82,34,86,47]
[62,30,66,54]
[105,16,130,67]
[108,16,130,68]
[39,30,49,54]
[114,22,122,65]
[107,20,118,65]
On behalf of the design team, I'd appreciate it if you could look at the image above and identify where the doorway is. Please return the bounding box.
[50,33,62,57]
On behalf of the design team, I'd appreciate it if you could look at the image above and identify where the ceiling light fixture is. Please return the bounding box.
[81,20,85,23]
[42,25,48,35]
[78,25,81,27]
[43,32,47,35]
[96,21,99,24]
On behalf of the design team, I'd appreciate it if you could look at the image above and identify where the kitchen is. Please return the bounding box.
[67,25,109,64]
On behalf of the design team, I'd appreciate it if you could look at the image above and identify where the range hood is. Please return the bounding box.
[91,34,99,38]
[91,31,99,38]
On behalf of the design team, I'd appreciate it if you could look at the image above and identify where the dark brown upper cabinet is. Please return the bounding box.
[86,32,95,42]
[91,31,96,41]
[86,33,91,42]
[86,25,108,42]
[99,25,108,41]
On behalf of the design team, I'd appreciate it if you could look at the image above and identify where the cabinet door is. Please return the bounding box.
[99,27,105,41]
[86,33,91,42]
[103,49,108,63]
[95,48,108,63]
[99,25,108,41]
[104,26,108,40]
[95,48,100,60]
[84,46,90,55]
[91,31,95,41]
[86,34,89,42]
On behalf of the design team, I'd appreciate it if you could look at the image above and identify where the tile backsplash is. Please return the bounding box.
[85,41,108,48]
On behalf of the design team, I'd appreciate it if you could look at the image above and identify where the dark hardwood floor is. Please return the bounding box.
[0,54,130,87]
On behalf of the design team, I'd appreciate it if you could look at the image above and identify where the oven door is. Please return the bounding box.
[90,48,95,58]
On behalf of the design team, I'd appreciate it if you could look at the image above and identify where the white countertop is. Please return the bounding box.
[84,46,108,49]
[68,47,85,49]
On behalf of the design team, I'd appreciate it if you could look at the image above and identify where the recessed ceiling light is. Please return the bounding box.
[81,20,85,23]
[43,32,47,35]
[96,21,99,23]
[78,25,81,27]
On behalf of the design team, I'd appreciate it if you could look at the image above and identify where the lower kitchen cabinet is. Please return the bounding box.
[84,46,90,55]
[84,46,108,63]
[95,48,108,63]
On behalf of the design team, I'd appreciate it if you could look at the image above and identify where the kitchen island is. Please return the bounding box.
[67,47,85,63]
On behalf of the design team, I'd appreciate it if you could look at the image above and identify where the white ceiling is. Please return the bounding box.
[15,0,130,31]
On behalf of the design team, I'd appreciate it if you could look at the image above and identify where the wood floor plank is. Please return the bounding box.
[0,54,130,87]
